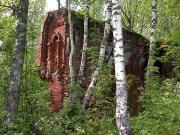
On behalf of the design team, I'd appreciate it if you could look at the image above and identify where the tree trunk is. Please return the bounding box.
[112,0,131,135]
[68,0,74,84]
[3,0,29,132]
[82,0,112,110]
[66,0,68,8]
[57,0,60,9]
[147,0,157,79]
[78,0,90,83]
[68,0,76,100]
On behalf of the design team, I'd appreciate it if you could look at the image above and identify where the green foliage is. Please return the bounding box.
[82,116,117,135]
[156,0,180,40]
[161,41,180,79]
[3,41,50,135]
[127,75,142,115]
[27,0,46,41]
[90,62,116,114]
[86,46,99,68]
[121,0,180,41]
[35,97,118,135]
[73,0,106,21]
[89,27,103,42]
[0,11,16,127]
[0,0,48,134]
[130,77,180,134]
[1,0,180,134]
[88,0,106,21]
[121,0,151,38]
[82,62,118,135]
[70,81,84,98]
[33,53,118,134]
[35,98,86,135]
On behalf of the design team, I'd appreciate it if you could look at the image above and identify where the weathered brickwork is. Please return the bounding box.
[36,9,69,113]
[36,8,149,113]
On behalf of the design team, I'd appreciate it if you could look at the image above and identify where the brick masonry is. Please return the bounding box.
[36,8,149,113]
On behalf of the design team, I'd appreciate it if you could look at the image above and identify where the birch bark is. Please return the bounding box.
[3,0,29,132]
[78,0,90,83]
[147,0,157,79]
[68,0,75,84]
[112,0,131,134]
[66,0,68,8]
[57,0,60,9]
[82,0,112,110]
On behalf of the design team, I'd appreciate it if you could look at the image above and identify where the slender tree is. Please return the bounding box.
[57,0,60,9]
[147,0,157,79]
[66,0,68,8]
[68,0,77,101]
[112,0,131,134]
[68,0,75,85]
[3,0,29,132]
[78,0,90,83]
[82,0,112,110]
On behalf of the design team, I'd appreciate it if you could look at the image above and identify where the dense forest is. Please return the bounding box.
[0,0,180,134]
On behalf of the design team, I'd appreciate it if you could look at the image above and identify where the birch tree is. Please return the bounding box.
[147,0,157,79]
[112,0,131,134]
[66,0,68,8]
[57,0,60,9]
[68,0,75,85]
[78,0,90,83]
[82,0,112,110]
[3,0,29,132]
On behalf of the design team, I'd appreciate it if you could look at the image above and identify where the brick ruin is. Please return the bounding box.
[36,8,150,113]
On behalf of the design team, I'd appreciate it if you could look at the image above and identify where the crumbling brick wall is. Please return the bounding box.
[36,8,149,113]
[36,9,69,113]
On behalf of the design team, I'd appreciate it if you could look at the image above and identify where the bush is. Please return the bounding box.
[130,78,180,134]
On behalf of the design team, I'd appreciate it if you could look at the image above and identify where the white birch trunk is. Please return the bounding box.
[66,0,68,8]
[3,0,29,132]
[68,0,75,84]
[112,0,131,134]
[82,0,112,110]
[57,0,60,9]
[147,0,157,79]
[78,0,90,83]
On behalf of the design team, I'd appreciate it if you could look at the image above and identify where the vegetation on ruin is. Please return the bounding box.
[0,0,180,134]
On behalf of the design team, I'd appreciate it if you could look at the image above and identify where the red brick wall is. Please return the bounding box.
[36,9,69,113]
[36,8,149,113]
